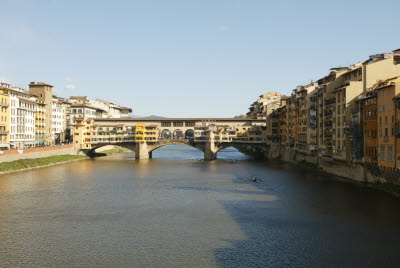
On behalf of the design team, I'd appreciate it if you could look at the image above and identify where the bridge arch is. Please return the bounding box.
[78,143,135,157]
[215,143,266,159]
[148,140,204,154]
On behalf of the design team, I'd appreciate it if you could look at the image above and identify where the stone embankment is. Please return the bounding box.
[265,148,400,185]
[0,145,122,174]
[0,144,118,163]
[0,144,75,163]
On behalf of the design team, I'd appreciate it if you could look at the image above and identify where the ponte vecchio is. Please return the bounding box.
[73,117,267,160]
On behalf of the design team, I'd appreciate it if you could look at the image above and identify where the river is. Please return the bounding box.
[0,145,400,267]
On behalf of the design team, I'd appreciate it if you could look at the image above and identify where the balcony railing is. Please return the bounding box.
[324,98,336,106]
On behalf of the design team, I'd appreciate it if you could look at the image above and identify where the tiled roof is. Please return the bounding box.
[29,82,53,87]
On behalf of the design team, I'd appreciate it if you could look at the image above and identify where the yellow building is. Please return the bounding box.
[73,118,95,150]
[135,124,146,141]
[0,84,10,149]
[35,101,46,145]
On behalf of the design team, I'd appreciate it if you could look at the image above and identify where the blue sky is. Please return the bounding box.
[0,0,399,117]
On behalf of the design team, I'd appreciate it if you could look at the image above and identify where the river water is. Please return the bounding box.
[0,145,400,267]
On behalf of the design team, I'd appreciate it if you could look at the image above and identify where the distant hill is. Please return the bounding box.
[131,115,165,118]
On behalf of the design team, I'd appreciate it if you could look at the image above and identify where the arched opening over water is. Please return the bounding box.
[150,144,249,160]
[150,144,203,160]
[217,146,251,160]
[83,144,135,157]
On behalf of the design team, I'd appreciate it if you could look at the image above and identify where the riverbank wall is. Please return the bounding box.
[263,147,393,184]
[0,145,76,163]
[0,145,117,163]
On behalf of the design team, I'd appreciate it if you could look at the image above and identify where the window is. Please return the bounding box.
[388,145,393,162]
[381,145,385,161]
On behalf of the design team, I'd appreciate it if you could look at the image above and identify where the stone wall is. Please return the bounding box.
[0,145,75,163]
[270,147,383,184]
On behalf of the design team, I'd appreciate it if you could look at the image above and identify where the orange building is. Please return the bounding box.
[394,94,400,170]
[376,77,400,170]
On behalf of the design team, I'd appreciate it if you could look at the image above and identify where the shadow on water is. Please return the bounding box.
[209,162,400,267]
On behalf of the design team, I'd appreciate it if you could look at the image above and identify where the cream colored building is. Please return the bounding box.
[364,52,400,89]
[247,92,284,119]
[52,98,69,143]
[304,83,318,154]
[89,99,132,118]
[9,87,38,149]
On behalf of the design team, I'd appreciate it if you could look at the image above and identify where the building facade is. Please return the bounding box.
[35,101,46,145]
[29,82,53,145]
[0,84,10,149]
[9,87,38,149]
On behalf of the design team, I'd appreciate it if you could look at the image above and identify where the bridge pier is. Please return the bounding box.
[204,130,217,161]
[135,142,151,159]
[204,148,217,161]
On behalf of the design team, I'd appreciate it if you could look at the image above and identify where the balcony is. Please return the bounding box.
[324,98,336,106]
[0,102,9,107]
[0,130,8,134]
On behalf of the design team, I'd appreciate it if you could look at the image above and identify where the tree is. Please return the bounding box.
[234,114,245,118]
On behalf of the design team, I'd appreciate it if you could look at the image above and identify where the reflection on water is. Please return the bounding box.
[0,145,399,267]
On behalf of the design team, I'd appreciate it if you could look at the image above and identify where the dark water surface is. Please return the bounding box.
[0,145,400,267]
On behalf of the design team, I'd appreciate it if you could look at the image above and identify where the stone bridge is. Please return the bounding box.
[74,117,268,160]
